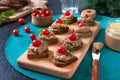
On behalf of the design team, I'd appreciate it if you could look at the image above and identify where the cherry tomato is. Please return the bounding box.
[30,34,36,40]
[45,10,52,16]
[56,18,62,24]
[42,29,49,35]
[64,10,70,16]
[24,26,30,33]
[32,39,41,47]
[69,33,76,41]
[41,13,46,17]
[18,18,25,25]
[32,13,37,16]
[36,14,42,17]
[12,29,19,36]
[78,22,86,27]
[58,46,66,54]
[84,14,89,18]
[42,8,49,13]
[38,10,44,14]
[32,8,39,13]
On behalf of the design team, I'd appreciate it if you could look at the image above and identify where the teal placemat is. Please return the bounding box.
[4,14,120,80]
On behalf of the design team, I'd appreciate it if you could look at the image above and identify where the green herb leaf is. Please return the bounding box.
[38,28,45,32]
[63,20,70,24]
[0,17,3,25]
[1,9,15,17]
[66,51,74,58]
[0,9,15,25]
[67,47,75,52]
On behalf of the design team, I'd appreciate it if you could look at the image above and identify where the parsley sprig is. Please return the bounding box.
[38,28,45,32]
[0,9,15,25]
[66,47,75,57]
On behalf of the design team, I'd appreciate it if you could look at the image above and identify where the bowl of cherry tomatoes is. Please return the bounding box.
[32,8,53,26]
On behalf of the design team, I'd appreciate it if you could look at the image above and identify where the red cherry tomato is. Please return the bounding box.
[56,18,62,24]
[45,10,52,16]
[30,34,36,40]
[64,10,70,16]
[41,13,46,17]
[69,33,76,41]
[32,39,41,47]
[32,8,39,13]
[36,14,41,17]
[78,22,86,27]
[42,29,49,35]
[12,29,19,36]
[42,8,49,13]
[18,18,25,25]
[24,26,30,33]
[38,10,44,16]
[84,14,89,18]
[32,13,37,16]
[38,10,43,14]
[58,46,66,54]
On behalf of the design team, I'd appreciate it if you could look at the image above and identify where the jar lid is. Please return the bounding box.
[108,18,120,35]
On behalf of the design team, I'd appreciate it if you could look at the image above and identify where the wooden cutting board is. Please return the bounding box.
[3,0,48,23]
[17,21,100,79]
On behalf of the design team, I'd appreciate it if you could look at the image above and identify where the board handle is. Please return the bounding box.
[91,59,99,80]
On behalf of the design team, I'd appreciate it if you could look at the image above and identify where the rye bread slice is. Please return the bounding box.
[38,34,58,44]
[50,26,69,34]
[49,54,78,67]
[27,49,49,60]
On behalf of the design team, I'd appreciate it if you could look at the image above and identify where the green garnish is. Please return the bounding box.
[38,28,45,32]
[67,46,75,52]
[66,50,74,58]
[66,47,75,57]
[0,9,15,25]
[0,17,2,25]
[63,20,70,24]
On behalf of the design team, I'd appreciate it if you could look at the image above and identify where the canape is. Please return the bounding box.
[49,18,69,34]
[50,46,78,67]
[38,29,58,44]
[78,13,95,26]
[63,33,83,50]
[60,10,77,24]
[74,22,92,38]
[27,39,49,59]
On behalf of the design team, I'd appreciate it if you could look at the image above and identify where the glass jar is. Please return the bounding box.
[105,18,120,51]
